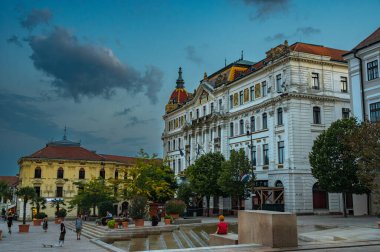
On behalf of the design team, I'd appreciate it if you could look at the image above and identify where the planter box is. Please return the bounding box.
[134,219,144,227]
[122,221,128,229]
[170,213,179,219]
[19,224,30,233]
[33,219,42,226]
[164,219,171,225]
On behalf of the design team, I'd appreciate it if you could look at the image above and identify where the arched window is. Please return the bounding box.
[230,122,234,137]
[239,119,244,135]
[34,167,41,178]
[277,108,283,125]
[100,168,105,179]
[275,180,283,187]
[79,168,85,179]
[250,116,255,132]
[313,106,321,124]
[115,169,119,179]
[262,113,268,129]
[57,167,64,179]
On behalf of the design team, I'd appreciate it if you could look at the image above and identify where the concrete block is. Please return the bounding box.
[238,210,298,248]
[209,233,238,246]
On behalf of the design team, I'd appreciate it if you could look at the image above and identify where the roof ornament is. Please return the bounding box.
[203,72,208,81]
[241,50,244,60]
[284,40,288,46]
[176,67,184,88]
[224,58,227,67]
[63,126,67,140]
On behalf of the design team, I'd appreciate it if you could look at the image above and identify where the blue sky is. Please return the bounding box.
[0,0,379,176]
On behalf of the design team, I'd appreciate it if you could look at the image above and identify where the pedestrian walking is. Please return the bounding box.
[7,210,13,234]
[58,220,66,247]
[75,215,83,240]
[42,216,48,232]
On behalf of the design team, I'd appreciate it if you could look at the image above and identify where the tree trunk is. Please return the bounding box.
[342,192,347,218]
[23,199,27,225]
[93,205,96,216]
[206,195,210,217]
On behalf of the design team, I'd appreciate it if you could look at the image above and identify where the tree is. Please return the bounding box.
[31,196,46,215]
[185,152,225,216]
[16,186,36,224]
[70,178,114,216]
[176,182,194,207]
[50,198,66,217]
[218,149,255,210]
[309,118,370,217]
[0,181,12,203]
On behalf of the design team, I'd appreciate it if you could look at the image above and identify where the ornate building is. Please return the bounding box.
[162,41,359,215]
[18,132,137,219]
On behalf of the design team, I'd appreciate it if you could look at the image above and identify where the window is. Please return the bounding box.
[250,116,255,132]
[34,187,41,197]
[218,126,222,137]
[172,160,175,171]
[168,141,170,152]
[341,76,348,92]
[115,169,119,179]
[178,138,181,149]
[230,122,234,137]
[240,119,244,135]
[210,102,214,113]
[313,106,321,124]
[276,74,282,92]
[100,168,105,179]
[219,99,223,111]
[263,144,269,165]
[173,139,176,150]
[79,168,85,179]
[196,109,199,119]
[57,167,64,179]
[178,159,181,173]
[367,60,379,81]
[277,108,283,125]
[229,95,233,109]
[239,91,244,105]
[250,86,255,101]
[251,146,256,166]
[262,113,268,129]
[278,141,284,164]
[342,108,350,119]
[262,81,267,97]
[203,106,206,116]
[370,102,380,122]
[190,111,192,120]
[312,73,320,89]
[56,186,63,197]
[34,167,41,178]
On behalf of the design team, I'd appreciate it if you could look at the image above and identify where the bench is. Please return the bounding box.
[209,233,238,246]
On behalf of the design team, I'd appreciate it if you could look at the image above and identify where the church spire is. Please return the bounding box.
[176,67,185,88]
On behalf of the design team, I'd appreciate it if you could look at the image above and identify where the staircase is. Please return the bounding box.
[66,221,105,239]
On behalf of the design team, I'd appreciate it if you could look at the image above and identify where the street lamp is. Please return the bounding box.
[246,123,254,168]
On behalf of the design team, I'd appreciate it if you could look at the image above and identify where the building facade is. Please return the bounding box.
[344,27,380,215]
[18,134,136,219]
[163,41,354,214]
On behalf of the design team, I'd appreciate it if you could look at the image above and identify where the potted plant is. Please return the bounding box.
[128,195,148,227]
[165,199,186,219]
[107,219,115,229]
[50,198,65,224]
[151,215,159,226]
[16,186,37,233]
[56,208,67,221]
[122,219,128,229]
[164,215,172,225]
[33,212,46,226]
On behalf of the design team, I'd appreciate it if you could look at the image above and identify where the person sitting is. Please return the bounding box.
[101,211,113,225]
[215,215,228,235]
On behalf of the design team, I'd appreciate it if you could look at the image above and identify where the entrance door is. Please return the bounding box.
[313,183,328,209]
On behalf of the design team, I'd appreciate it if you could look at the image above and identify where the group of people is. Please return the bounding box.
[57,215,83,247]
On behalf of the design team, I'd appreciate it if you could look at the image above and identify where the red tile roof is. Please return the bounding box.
[0,176,19,187]
[353,27,380,51]
[290,42,348,62]
[27,145,105,161]
[100,154,137,165]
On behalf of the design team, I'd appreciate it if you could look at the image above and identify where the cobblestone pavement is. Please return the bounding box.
[1,215,380,252]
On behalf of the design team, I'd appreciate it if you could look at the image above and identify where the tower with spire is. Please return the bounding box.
[165,67,190,114]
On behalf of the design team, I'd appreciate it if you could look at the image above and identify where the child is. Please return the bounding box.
[42,216,48,232]
[215,215,228,235]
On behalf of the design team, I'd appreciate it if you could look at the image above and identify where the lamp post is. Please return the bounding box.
[245,122,255,210]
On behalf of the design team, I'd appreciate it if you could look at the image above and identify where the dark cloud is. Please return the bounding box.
[243,0,290,20]
[185,45,203,64]
[296,27,321,36]
[125,116,155,127]
[28,27,163,103]
[114,107,134,117]
[265,33,287,42]
[7,35,23,47]
[20,8,52,30]
[119,136,148,145]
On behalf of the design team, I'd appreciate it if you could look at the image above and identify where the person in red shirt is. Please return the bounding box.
[215,215,228,234]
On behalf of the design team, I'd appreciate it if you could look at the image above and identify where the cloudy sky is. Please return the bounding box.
[0,0,379,176]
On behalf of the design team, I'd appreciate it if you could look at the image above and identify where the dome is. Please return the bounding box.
[170,88,189,104]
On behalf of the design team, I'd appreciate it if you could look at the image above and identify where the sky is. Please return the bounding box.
[0,0,379,176]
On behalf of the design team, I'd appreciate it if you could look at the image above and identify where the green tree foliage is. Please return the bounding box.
[122,152,176,203]
[309,118,370,217]
[16,186,37,224]
[70,178,114,216]
[0,181,12,203]
[218,149,255,209]
[31,196,46,215]
[50,198,66,217]
[176,182,194,207]
[185,152,225,216]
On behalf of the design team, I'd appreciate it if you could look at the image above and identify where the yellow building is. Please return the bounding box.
[18,134,136,219]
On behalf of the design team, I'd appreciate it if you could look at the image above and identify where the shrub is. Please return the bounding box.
[165,199,186,215]
[35,212,46,219]
[98,201,114,217]
[107,219,115,229]
[128,195,148,219]
[56,208,67,218]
